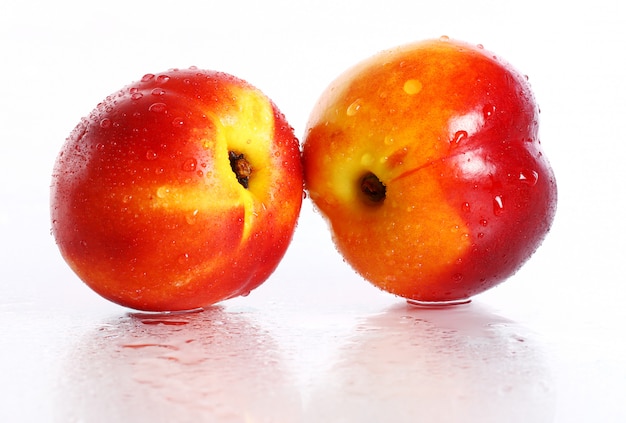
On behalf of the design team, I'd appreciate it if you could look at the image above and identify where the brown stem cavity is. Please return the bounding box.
[229,151,252,189]
[360,172,386,205]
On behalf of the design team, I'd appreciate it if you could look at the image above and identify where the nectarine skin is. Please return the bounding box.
[303,38,557,303]
[51,68,303,311]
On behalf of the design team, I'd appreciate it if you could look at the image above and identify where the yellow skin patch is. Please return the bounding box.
[150,85,275,241]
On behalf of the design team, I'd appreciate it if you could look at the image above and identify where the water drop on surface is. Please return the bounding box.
[403,79,423,95]
[185,210,199,225]
[480,219,488,227]
[99,118,112,128]
[519,169,539,186]
[146,150,157,160]
[360,153,374,166]
[461,202,471,213]
[131,92,143,101]
[156,75,170,84]
[156,186,169,198]
[141,74,155,82]
[493,195,504,216]
[151,88,166,96]
[181,158,197,172]
[483,104,496,119]
[149,102,167,113]
[439,35,450,42]
[477,43,484,49]
[171,117,184,127]
[451,130,468,145]
[346,99,362,116]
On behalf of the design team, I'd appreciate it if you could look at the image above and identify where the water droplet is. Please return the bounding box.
[477,43,484,49]
[477,232,485,239]
[178,253,190,264]
[156,186,169,198]
[403,79,422,95]
[96,143,105,151]
[439,35,450,42]
[493,195,504,216]
[181,158,197,172]
[461,202,471,213]
[99,118,112,128]
[360,153,374,166]
[384,135,394,145]
[131,92,143,100]
[185,210,199,225]
[156,74,170,84]
[149,102,167,113]
[151,88,166,96]
[480,219,488,227]
[146,150,157,160]
[172,117,184,127]
[141,73,155,82]
[519,169,539,186]
[346,99,362,116]
[451,130,468,145]
[452,273,464,282]
[483,104,496,119]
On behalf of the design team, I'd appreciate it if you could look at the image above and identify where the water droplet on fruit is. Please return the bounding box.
[452,273,464,282]
[477,43,484,49]
[384,135,394,145]
[360,153,374,166]
[149,102,167,113]
[96,143,105,151]
[172,117,184,127]
[480,219,488,227]
[451,130,468,145]
[151,88,166,96]
[181,158,197,172]
[185,210,199,225]
[131,92,143,100]
[346,99,362,116]
[403,79,422,95]
[477,232,485,239]
[156,186,169,198]
[141,73,155,82]
[99,118,112,128]
[483,104,496,119]
[156,74,170,84]
[439,35,450,42]
[461,202,471,213]
[146,150,157,160]
[493,195,504,216]
[519,169,539,186]
[178,253,190,264]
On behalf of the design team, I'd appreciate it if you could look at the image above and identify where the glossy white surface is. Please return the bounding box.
[1,0,625,421]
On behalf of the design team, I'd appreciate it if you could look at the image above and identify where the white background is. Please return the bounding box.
[1,0,625,422]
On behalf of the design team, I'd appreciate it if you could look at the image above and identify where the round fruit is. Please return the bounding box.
[51,68,303,311]
[303,38,557,304]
